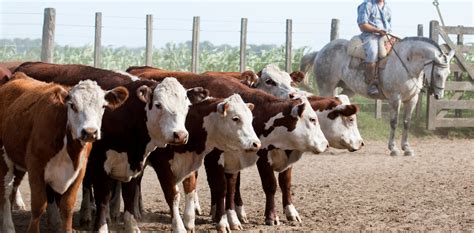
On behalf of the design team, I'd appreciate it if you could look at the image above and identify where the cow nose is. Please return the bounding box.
[81,128,98,141]
[173,131,188,144]
[252,141,261,150]
[361,141,365,147]
[434,94,440,100]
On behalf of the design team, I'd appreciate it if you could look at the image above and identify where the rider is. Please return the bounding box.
[357,0,391,97]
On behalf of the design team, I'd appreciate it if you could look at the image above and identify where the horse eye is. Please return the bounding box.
[232,116,240,122]
[155,103,162,109]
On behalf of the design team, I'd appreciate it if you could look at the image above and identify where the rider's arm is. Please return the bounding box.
[359,23,386,35]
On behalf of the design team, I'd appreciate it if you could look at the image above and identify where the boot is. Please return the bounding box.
[364,62,380,97]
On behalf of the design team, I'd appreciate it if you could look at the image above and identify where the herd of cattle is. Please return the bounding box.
[0,62,364,233]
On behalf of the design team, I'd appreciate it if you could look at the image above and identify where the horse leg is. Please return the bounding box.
[388,98,401,156]
[401,96,418,156]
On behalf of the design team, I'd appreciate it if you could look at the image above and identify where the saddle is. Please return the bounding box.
[347,35,400,70]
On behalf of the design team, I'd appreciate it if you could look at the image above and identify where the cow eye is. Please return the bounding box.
[232,116,240,122]
[349,118,354,122]
[69,103,78,113]
[155,103,162,109]
[265,79,276,86]
[309,117,317,124]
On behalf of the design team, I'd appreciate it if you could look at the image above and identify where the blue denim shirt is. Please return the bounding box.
[357,0,391,35]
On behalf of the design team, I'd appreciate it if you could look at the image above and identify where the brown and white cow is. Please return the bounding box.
[202,70,259,87]
[0,72,128,233]
[127,66,329,232]
[14,62,208,232]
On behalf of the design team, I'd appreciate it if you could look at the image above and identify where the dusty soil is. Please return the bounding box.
[12,138,474,232]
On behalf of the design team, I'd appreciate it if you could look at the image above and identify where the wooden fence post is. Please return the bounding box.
[330,18,340,41]
[240,18,248,72]
[455,25,464,118]
[145,14,153,66]
[414,24,424,118]
[191,16,200,73]
[41,8,55,63]
[285,19,292,72]
[94,12,102,68]
[427,20,440,130]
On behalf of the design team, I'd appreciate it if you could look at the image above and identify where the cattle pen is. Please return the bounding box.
[1,5,474,232]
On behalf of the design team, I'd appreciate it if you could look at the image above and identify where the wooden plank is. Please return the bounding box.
[434,118,474,128]
[435,92,463,118]
[239,18,247,72]
[374,99,382,119]
[330,18,340,41]
[41,8,55,63]
[445,81,474,91]
[442,26,474,35]
[449,63,474,73]
[285,19,292,73]
[191,16,200,73]
[94,12,102,68]
[438,28,474,80]
[145,14,153,66]
[435,100,474,110]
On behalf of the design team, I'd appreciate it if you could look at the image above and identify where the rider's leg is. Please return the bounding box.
[361,34,380,96]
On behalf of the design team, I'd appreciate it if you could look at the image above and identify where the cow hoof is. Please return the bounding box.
[210,205,216,221]
[404,150,415,156]
[284,204,302,222]
[12,191,26,210]
[265,216,280,226]
[390,149,401,156]
[194,205,202,216]
[217,215,231,233]
[227,209,242,230]
[124,211,141,233]
[236,206,248,223]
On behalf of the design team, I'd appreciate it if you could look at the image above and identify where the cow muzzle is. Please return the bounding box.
[245,141,261,152]
[81,127,99,142]
[170,131,189,145]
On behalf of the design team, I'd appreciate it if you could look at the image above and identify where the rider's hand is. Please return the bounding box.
[378,30,387,36]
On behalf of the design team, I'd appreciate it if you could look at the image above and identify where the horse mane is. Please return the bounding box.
[401,36,444,54]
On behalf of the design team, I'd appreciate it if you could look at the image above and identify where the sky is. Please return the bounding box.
[0,0,473,51]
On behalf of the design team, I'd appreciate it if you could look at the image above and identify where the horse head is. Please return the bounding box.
[426,49,455,99]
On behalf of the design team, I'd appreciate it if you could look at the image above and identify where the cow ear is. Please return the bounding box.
[246,103,254,111]
[339,104,359,117]
[291,102,306,118]
[105,86,129,110]
[256,70,262,78]
[187,87,210,104]
[290,71,305,85]
[56,87,69,105]
[137,85,152,103]
[217,102,230,116]
[241,71,258,86]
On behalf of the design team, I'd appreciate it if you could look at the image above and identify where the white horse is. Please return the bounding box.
[300,37,455,156]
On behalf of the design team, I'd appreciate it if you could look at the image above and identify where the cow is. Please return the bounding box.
[127,66,329,231]
[13,62,209,232]
[140,94,260,232]
[0,72,128,233]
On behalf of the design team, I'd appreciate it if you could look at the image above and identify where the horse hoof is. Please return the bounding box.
[390,149,401,156]
[404,150,415,156]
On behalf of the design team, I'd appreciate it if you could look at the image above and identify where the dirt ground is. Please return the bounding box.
[11,138,474,232]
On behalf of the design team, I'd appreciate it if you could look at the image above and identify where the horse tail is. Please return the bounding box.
[299,51,318,80]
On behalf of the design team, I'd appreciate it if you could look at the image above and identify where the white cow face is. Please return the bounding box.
[262,97,328,154]
[254,64,296,99]
[66,80,129,142]
[317,95,364,151]
[137,77,190,147]
[204,94,261,152]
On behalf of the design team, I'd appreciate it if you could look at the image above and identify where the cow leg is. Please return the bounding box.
[193,171,202,215]
[401,96,418,156]
[93,172,114,232]
[204,151,230,232]
[58,165,87,233]
[182,172,197,231]
[2,155,16,233]
[225,172,242,230]
[26,169,47,233]
[45,186,61,232]
[79,162,94,227]
[121,177,142,233]
[11,170,26,211]
[388,98,401,156]
[256,152,279,226]
[233,172,248,223]
[152,160,185,233]
[110,181,122,223]
[204,157,218,219]
[279,166,301,222]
